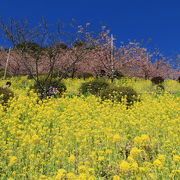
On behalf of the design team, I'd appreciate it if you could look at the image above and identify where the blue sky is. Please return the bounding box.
[0,0,180,58]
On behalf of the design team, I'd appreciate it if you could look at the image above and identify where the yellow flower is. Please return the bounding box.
[106,149,112,154]
[173,155,180,162]
[127,156,134,163]
[153,159,163,168]
[67,172,76,179]
[157,154,166,163]
[113,175,121,180]
[134,136,141,144]
[8,156,18,167]
[139,167,146,173]
[134,134,150,146]
[29,154,35,159]
[69,154,76,163]
[0,77,179,179]
[85,161,90,166]
[78,173,88,180]
[31,134,41,144]
[78,165,87,173]
[55,169,66,179]
[141,134,150,143]
[88,168,95,174]
[143,161,153,169]
[119,160,130,172]
[98,156,104,162]
[88,175,96,180]
[39,175,48,180]
[148,173,157,179]
[131,162,138,171]
[130,147,141,159]
[113,134,121,143]
[90,151,96,159]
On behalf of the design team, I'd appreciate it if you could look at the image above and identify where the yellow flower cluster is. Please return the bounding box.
[0,77,179,179]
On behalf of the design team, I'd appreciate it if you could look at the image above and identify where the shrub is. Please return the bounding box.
[16,42,41,52]
[0,87,14,104]
[50,71,64,78]
[27,74,34,79]
[31,78,67,99]
[151,76,164,84]
[99,70,106,77]
[0,70,12,78]
[80,79,109,96]
[156,84,165,94]
[113,71,124,79]
[100,86,138,106]
[156,84,165,90]
[27,74,47,79]
[77,72,94,80]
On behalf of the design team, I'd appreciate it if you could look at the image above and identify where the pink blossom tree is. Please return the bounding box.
[118,42,176,79]
[0,17,178,81]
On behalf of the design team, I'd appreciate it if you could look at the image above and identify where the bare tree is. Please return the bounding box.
[0,17,69,94]
[0,17,44,80]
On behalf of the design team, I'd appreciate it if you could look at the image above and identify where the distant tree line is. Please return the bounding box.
[0,17,179,83]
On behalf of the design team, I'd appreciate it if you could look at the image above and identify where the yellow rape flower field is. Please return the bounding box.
[0,77,180,180]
